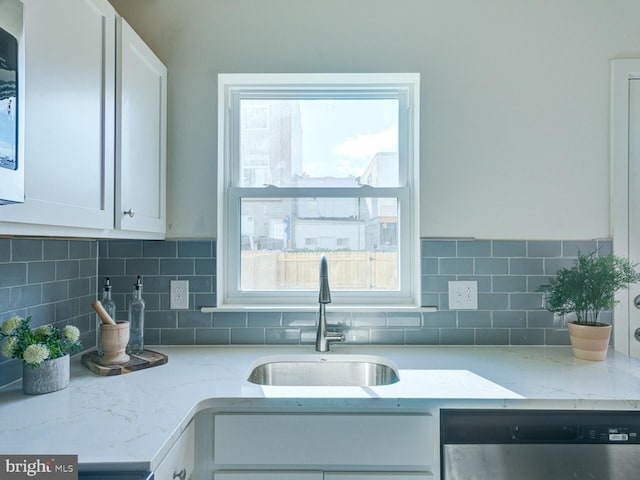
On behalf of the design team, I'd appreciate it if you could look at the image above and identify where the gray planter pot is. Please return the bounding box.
[22,354,70,395]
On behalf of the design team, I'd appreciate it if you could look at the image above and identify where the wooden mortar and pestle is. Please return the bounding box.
[92,300,130,366]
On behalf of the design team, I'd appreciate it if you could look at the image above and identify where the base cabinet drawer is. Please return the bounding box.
[214,473,322,480]
[214,414,433,468]
[213,472,431,480]
[154,421,195,480]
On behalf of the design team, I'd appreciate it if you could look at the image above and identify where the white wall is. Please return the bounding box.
[0,0,22,38]
[109,0,640,240]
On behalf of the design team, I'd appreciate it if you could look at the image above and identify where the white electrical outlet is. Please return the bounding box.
[170,280,189,309]
[448,280,478,310]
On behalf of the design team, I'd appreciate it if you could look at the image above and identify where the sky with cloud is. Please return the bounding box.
[300,99,398,178]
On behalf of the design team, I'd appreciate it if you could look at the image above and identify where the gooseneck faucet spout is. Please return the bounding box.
[316,255,345,352]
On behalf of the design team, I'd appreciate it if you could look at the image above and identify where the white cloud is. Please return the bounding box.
[332,126,397,160]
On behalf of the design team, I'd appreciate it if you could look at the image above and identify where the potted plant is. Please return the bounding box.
[538,251,639,361]
[0,315,82,394]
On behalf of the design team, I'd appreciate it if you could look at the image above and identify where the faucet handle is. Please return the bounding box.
[327,332,345,343]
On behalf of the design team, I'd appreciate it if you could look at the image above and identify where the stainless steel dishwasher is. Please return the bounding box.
[441,409,640,479]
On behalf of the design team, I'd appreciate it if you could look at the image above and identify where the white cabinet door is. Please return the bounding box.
[0,0,115,229]
[626,78,640,358]
[215,473,322,480]
[154,421,195,480]
[214,414,433,468]
[116,17,166,235]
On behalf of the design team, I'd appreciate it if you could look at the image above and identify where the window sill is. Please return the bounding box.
[200,305,437,313]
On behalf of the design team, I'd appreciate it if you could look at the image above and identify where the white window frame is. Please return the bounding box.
[217,73,420,308]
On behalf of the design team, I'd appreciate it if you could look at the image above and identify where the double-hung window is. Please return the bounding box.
[218,73,420,308]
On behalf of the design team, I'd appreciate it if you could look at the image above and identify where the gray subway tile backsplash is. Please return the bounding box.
[509,258,544,275]
[12,239,43,261]
[475,258,508,274]
[440,257,474,274]
[493,275,526,292]
[370,328,405,344]
[196,328,230,345]
[231,327,266,344]
[405,328,439,345]
[510,293,544,310]
[476,328,510,345]
[0,239,97,387]
[0,238,10,262]
[161,328,195,345]
[478,293,509,310]
[511,328,546,345]
[159,258,194,275]
[493,310,527,328]
[422,239,456,256]
[248,311,282,327]
[457,240,492,257]
[458,311,491,328]
[0,236,616,389]
[440,328,475,345]
[44,240,71,260]
[493,240,526,257]
[178,310,212,328]
[562,240,599,257]
[266,328,301,345]
[0,263,27,288]
[527,240,562,257]
[178,240,213,257]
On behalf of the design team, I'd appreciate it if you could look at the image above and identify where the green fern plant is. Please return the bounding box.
[538,252,639,325]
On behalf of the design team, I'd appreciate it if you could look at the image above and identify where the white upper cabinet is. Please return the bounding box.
[0,0,116,230]
[116,17,167,235]
[0,0,166,239]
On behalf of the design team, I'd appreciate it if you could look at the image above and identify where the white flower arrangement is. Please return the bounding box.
[23,344,50,365]
[0,316,82,368]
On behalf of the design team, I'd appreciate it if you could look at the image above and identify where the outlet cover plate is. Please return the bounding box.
[448,280,478,310]
[170,280,189,309]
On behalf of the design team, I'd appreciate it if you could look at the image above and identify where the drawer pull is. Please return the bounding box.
[173,468,186,480]
[123,209,135,217]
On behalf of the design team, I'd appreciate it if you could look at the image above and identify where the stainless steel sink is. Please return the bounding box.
[247,354,400,387]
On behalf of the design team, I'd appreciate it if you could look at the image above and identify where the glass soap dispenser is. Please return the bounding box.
[126,275,145,355]
[98,277,117,355]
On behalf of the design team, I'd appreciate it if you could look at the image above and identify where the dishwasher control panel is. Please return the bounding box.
[441,409,640,444]
[585,426,640,443]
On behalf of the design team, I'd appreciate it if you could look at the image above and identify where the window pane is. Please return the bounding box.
[240,197,398,291]
[239,99,399,187]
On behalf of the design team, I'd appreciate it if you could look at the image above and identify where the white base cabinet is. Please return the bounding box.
[205,412,435,479]
[214,473,431,480]
[154,420,195,480]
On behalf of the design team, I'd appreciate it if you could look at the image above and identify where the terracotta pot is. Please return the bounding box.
[99,321,130,366]
[22,354,70,395]
[567,321,612,361]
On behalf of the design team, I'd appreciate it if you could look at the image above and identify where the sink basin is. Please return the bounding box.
[247,354,400,387]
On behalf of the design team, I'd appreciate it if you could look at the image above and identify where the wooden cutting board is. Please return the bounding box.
[81,349,168,376]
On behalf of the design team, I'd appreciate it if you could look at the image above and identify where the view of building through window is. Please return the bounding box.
[238,98,400,292]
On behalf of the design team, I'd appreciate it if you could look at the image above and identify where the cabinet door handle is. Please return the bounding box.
[173,468,186,480]
[123,209,135,217]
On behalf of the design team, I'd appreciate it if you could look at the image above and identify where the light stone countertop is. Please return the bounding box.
[1,345,640,472]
